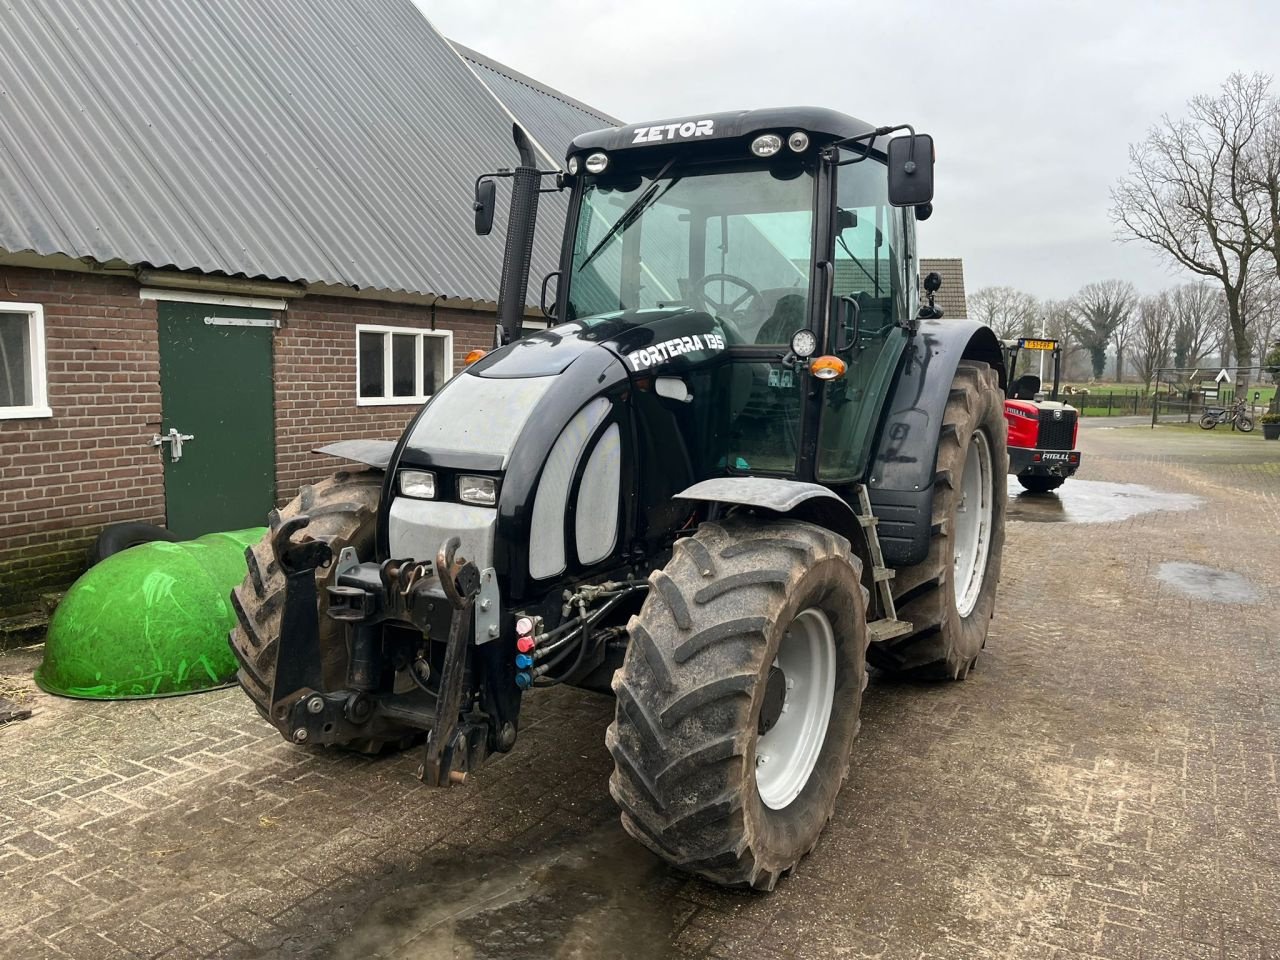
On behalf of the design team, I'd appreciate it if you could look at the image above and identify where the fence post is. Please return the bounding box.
[1108,393,1113,416]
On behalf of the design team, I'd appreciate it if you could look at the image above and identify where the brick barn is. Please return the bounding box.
[0,0,617,612]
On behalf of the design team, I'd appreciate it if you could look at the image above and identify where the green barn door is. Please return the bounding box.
[156,301,276,539]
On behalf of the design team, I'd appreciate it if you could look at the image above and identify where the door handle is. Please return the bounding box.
[152,427,195,462]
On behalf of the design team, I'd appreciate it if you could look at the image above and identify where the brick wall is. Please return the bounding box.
[272,296,494,500]
[0,266,164,608]
[0,264,499,610]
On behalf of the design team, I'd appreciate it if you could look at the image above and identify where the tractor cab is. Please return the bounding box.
[1002,337,1081,493]
[474,108,937,486]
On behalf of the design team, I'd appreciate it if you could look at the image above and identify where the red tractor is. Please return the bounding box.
[1003,337,1080,493]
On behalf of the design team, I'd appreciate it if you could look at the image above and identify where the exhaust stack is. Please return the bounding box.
[496,124,541,345]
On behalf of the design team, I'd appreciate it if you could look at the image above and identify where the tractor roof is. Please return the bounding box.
[568,106,881,158]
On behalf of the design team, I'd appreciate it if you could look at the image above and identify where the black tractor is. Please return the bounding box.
[231,108,1008,889]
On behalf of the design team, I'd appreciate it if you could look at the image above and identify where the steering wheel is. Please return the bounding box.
[694,273,762,319]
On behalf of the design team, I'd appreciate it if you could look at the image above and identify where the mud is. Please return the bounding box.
[319,821,677,960]
[1155,562,1263,605]
[1007,479,1201,524]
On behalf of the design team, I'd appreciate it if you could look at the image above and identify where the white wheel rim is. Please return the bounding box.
[952,429,993,619]
[755,607,836,811]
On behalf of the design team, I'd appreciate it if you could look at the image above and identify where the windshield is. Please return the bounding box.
[566,162,816,345]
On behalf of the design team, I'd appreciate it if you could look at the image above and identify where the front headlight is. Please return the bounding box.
[458,475,497,506]
[399,470,436,499]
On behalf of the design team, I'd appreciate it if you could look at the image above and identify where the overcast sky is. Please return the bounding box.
[421,0,1279,303]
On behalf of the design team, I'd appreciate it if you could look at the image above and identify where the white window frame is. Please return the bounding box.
[0,302,51,420]
[355,324,453,406]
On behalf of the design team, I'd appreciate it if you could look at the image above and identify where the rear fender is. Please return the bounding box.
[866,320,1006,567]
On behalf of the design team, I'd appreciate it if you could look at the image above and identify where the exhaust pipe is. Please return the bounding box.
[496,124,540,346]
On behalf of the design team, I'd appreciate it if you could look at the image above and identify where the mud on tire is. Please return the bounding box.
[607,518,868,890]
[228,470,403,752]
[870,360,1007,680]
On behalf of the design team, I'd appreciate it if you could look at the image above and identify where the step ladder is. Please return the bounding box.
[856,484,912,644]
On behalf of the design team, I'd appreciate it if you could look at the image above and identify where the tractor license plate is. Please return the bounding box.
[1041,452,1070,461]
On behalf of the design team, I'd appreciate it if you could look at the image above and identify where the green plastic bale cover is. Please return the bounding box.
[35,528,267,699]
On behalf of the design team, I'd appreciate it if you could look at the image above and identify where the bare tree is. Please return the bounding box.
[1112,72,1272,393]
[966,286,1038,339]
[1168,282,1222,369]
[1243,270,1280,376]
[1069,280,1137,379]
[1041,299,1086,378]
[1131,293,1172,388]
[1244,85,1280,284]
[1111,305,1135,381]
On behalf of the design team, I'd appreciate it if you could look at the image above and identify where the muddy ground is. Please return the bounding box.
[1,421,1277,959]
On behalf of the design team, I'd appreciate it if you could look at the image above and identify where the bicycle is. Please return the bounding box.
[1200,398,1255,432]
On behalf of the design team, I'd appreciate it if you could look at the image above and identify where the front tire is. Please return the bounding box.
[1237,416,1255,433]
[228,470,412,752]
[871,360,1007,680]
[607,518,868,890]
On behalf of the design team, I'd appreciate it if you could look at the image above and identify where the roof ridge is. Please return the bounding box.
[449,41,620,127]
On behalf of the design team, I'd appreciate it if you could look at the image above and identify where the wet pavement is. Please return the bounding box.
[1,422,1278,960]
[1006,479,1201,524]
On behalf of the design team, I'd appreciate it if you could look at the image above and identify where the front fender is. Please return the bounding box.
[676,477,862,547]
[867,320,1006,566]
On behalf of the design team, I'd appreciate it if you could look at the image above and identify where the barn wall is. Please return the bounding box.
[0,264,498,611]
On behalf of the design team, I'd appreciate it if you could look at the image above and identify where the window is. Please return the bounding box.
[0,303,51,419]
[355,325,453,405]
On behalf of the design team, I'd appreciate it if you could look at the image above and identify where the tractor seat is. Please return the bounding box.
[1012,374,1040,401]
[754,293,806,345]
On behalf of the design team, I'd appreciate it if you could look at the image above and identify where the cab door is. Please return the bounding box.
[816,156,910,482]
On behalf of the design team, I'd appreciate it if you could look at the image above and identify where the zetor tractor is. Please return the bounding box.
[1003,337,1080,493]
[231,108,1009,889]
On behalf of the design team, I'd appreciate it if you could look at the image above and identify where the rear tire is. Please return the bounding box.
[228,470,410,753]
[870,360,1007,680]
[1199,414,1217,430]
[607,518,868,890]
[1017,475,1064,494]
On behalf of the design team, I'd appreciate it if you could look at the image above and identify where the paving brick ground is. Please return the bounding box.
[1,422,1277,960]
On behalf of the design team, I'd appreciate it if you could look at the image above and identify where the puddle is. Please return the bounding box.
[1007,480,1201,524]
[321,820,677,960]
[1155,562,1262,604]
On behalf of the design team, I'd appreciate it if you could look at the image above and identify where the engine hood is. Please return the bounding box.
[469,308,735,380]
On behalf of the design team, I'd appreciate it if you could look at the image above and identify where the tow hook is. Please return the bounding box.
[418,537,483,787]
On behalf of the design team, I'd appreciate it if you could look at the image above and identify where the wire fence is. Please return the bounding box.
[1054,380,1276,421]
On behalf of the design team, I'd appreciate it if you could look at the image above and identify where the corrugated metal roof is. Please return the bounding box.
[452,43,620,165]
[0,0,610,302]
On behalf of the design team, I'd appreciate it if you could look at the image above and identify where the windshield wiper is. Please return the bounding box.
[577,157,680,272]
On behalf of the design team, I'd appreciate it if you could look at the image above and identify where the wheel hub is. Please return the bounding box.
[758,665,787,736]
[754,607,837,811]
[952,429,994,618]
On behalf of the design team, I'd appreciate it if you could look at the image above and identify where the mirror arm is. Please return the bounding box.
[539,271,562,320]
[835,296,861,353]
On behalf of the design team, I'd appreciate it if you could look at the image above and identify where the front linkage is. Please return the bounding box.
[266,517,492,786]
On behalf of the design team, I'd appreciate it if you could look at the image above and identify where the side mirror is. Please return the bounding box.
[886,134,935,207]
[923,271,942,294]
[915,201,933,221]
[474,179,497,236]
